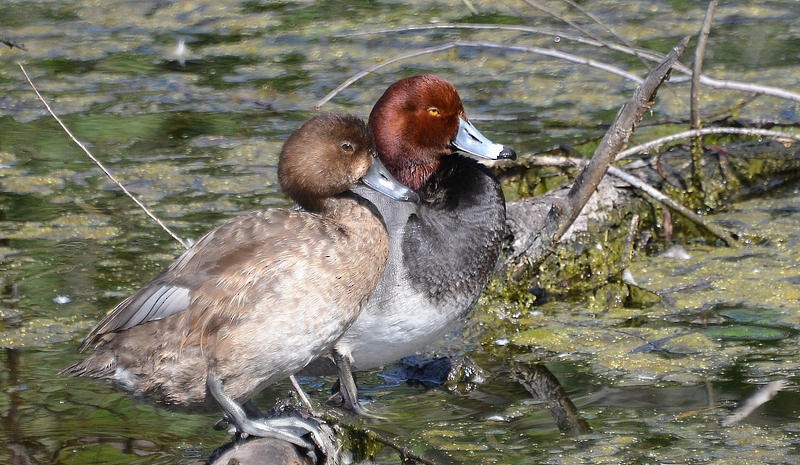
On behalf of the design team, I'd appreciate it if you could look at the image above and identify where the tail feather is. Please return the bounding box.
[59,352,116,379]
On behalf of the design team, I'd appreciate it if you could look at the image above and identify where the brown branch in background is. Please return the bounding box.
[559,38,690,240]
[512,36,690,266]
[18,63,189,249]
[615,127,800,160]
[690,0,719,192]
[336,24,800,103]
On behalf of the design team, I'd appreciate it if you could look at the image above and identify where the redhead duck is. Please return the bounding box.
[61,112,417,451]
[302,75,516,413]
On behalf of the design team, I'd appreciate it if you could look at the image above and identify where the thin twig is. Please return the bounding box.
[315,43,457,108]
[691,0,718,130]
[690,0,718,188]
[522,0,615,54]
[460,0,478,15]
[18,63,189,249]
[620,213,640,270]
[517,154,740,247]
[721,380,788,427]
[316,40,641,107]
[559,0,652,69]
[460,40,643,82]
[615,127,800,160]
[335,24,800,103]
[608,166,738,246]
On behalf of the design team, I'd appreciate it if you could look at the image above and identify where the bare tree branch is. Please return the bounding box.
[511,36,691,265]
[615,127,800,160]
[316,40,641,108]
[516,151,741,246]
[721,380,788,427]
[691,0,718,131]
[335,24,800,103]
[315,43,457,108]
[607,166,738,246]
[690,0,719,189]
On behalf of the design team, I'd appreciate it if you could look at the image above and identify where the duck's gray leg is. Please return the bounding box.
[206,374,334,457]
[333,350,385,419]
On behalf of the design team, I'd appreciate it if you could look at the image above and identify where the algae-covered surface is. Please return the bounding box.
[2,0,800,464]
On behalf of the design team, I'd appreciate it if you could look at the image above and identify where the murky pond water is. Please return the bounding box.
[2,1,800,463]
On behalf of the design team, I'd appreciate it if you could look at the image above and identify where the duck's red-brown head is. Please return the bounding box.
[368,74,516,190]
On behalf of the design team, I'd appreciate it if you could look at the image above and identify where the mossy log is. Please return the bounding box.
[492,138,800,303]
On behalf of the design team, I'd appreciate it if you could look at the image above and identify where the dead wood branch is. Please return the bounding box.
[690,0,719,190]
[508,36,691,269]
[336,24,800,103]
[721,380,788,427]
[616,127,800,160]
[316,40,642,108]
[607,166,738,246]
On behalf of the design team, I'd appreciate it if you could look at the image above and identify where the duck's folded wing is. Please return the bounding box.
[80,210,294,350]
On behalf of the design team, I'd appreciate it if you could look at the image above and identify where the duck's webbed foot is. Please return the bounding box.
[206,375,337,464]
[333,350,385,420]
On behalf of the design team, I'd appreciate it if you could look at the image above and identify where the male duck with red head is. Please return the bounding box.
[62,113,417,457]
[303,75,516,413]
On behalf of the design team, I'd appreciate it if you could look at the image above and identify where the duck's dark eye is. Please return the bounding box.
[340,142,354,152]
[427,107,440,117]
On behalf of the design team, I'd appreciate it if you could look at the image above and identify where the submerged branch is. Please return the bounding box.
[2,35,26,50]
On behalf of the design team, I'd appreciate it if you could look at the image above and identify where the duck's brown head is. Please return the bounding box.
[279,112,417,211]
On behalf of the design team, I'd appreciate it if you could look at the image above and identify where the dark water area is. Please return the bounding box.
[2,1,800,463]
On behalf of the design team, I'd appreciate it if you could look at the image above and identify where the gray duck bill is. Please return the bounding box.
[360,156,420,203]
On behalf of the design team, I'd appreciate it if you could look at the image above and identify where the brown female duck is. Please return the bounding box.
[62,112,417,451]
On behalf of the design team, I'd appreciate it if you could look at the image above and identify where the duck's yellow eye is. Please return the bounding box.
[427,107,440,117]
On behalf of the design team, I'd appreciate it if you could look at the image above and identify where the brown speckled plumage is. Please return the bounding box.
[62,113,391,411]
